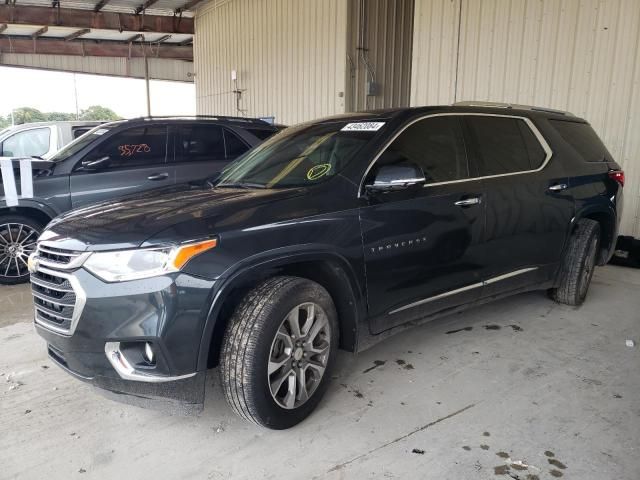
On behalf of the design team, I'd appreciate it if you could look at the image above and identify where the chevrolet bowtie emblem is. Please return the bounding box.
[27,254,39,274]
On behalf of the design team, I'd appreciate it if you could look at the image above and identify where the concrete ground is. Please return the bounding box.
[1,265,639,480]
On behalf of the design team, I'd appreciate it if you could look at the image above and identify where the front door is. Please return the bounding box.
[70,125,174,208]
[359,115,486,334]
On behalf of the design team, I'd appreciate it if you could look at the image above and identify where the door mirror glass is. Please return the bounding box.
[366,162,426,192]
[81,155,111,171]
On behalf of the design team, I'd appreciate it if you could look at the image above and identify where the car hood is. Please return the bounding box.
[41,184,307,251]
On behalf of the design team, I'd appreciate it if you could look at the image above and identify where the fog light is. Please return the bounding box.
[144,342,155,364]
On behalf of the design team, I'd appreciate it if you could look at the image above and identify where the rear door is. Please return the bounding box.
[464,114,574,294]
[360,115,486,333]
[173,124,251,185]
[70,125,173,208]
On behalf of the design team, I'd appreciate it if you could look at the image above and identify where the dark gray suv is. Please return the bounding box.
[0,116,280,284]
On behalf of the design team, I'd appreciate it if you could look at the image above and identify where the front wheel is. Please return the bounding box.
[550,218,600,306]
[0,216,42,285]
[220,276,338,429]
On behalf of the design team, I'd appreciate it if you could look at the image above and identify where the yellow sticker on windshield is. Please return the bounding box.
[307,164,332,180]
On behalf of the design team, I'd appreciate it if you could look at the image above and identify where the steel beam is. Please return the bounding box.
[64,28,90,41]
[0,5,194,34]
[0,36,193,60]
[135,0,160,15]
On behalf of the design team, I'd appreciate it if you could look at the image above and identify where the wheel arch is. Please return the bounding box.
[573,204,617,265]
[197,251,365,371]
[0,202,56,228]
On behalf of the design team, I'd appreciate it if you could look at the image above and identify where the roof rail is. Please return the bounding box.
[453,101,574,117]
[125,115,272,125]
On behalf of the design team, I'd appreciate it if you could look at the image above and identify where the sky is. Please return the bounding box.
[0,66,196,119]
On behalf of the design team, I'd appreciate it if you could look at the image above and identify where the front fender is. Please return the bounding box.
[195,247,366,371]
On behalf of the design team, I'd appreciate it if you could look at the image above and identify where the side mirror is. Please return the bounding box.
[81,155,111,171]
[365,162,426,192]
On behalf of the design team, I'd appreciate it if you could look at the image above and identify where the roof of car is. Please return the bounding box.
[123,115,278,128]
[1,120,103,132]
[310,102,585,125]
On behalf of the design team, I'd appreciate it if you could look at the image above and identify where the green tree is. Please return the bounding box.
[79,105,121,121]
[12,107,47,124]
[46,112,76,121]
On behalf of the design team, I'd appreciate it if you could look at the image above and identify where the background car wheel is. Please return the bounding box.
[220,276,338,429]
[550,218,600,306]
[0,216,42,285]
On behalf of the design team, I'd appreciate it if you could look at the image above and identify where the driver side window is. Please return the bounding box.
[374,116,469,185]
[84,126,167,170]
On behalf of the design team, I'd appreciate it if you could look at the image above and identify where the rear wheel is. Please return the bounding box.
[0,216,42,285]
[550,219,600,306]
[220,276,338,429]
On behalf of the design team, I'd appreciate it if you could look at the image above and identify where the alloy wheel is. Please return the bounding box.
[268,302,331,410]
[0,223,39,279]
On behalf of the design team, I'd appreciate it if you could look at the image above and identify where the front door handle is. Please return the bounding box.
[548,183,568,192]
[454,197,481,207]
[147,172,170,181]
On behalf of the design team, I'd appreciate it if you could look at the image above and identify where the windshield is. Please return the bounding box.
[50,123,119,162]
[217,120,385,188]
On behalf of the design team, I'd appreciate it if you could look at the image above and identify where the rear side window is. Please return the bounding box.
[86,126,167,169]
[176,125,225,162]
[549,120,610,162]
[246,128,278,140]
[375,116,469,184]
[224,130,250,158]
[466,116,546,176]
[72,127,93,139]
[1,127,50,157]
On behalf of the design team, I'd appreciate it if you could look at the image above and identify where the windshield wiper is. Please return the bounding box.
[217,182,267,189]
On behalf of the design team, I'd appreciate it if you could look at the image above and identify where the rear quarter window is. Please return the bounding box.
[549,120,611,162]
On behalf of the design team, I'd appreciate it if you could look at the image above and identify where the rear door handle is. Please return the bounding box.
[548,183,568,191]
[147,172,170,181]
[454,197,482,207]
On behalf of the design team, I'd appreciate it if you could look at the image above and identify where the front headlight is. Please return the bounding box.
[83,239,217,282]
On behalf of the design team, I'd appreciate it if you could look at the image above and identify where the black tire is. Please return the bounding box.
[550,219,601,306]
[0,215,43,285]
[220,276,339,429]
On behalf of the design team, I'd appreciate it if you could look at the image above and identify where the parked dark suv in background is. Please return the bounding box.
[30,104,623,429]
[0,116,280,283]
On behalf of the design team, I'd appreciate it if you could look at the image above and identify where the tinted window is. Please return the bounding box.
[246,128,277,140]
[549,120,611,162]
[176,125,225,162]
[374,116,468,184]
[467,117,545,175]
[87,126,167,169]
[1,127,50,157]
[224,130,250,158]
[72,127,93,139]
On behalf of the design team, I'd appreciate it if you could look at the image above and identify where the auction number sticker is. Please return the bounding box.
[118,144,151,157]
[307,163,332,180]
[341,122,385,132]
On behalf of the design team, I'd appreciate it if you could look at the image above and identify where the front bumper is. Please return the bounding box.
[33,266,215,410]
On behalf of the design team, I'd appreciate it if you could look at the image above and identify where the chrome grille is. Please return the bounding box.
[36,244,89,270]
[30,245,87,335]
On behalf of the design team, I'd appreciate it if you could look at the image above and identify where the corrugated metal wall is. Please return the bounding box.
[345,0,414,111]
[194,0,347,124]
[411,0,640,237]
[0,53,194,82]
